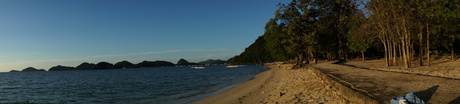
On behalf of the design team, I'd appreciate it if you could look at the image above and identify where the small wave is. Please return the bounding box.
[1,101,36,104]
[172,89,210,99]
[175,93,198,99]
[1,86,21,89]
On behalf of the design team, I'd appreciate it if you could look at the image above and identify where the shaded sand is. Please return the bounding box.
[195,64,373,104]
[313,60,460,104]
[346,58,460,79]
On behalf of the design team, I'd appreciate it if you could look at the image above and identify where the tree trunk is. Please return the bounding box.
[338,32,343,60]
[294,53,303,69]
[402,36,408,68]
[407,33,412,68]
[411,36,414,61]
[383,38,389,67]
[393,40,397,66]
[427,23,430,66]
[345,52,348,61]
[405,34,411,68]
[452,46,455,61]
[399,43,403,66]
[312,52,317,63]
[406,36,411,68]
[388,39,393,66]
[400,24,408,68]
[307,51,313,64]
[419,27,423,66]
[361,51,365,63]
[403,18,411,68]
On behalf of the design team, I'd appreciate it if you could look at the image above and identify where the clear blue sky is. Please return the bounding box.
[0,0,289,72]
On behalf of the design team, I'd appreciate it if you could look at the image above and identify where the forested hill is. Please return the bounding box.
[232,36,277,64]
[231,0,460,68]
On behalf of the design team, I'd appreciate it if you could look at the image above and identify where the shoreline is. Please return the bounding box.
[195,63,377,104]
[194,64,275,104]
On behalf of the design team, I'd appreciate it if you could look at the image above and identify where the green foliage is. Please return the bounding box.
[232,36,274,64]
[234,0,460,66]
[347,38,373,53]
[275,0,319,67]
[263,18,291,61]
[347,11,374,54]
[234,0,363,66]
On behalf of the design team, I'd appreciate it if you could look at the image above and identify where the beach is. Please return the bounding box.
[196,58,460,104]
[195,63,372,104]
[344,58,460,79]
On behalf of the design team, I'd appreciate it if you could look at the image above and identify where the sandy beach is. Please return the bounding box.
[312,60,460,104]
[195,63,374,104]
[345,58,460,79]
[196,58,460,104]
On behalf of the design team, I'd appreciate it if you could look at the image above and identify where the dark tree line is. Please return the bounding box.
[366,0,460,68]
[233,0,363,68]
[232,0,460,69]
[231,36,278,64]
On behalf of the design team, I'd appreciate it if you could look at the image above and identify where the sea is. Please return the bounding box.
[0,65,266,104]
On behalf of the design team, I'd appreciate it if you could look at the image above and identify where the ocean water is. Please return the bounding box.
[0,65,266,104]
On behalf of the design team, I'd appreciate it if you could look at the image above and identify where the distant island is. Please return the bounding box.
[10,58,230,72]
[10,67,46,72]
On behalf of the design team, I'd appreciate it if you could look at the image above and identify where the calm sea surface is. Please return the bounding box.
[0,65,266,104]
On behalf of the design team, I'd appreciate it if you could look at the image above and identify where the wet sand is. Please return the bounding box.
[194,64,276,104]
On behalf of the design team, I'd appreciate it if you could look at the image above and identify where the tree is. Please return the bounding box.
[364,0,460,68]
[436,0,460,61]
[347,17,374,63]
[367,0,418,68]
[232,36,273,64]
[234,0,458,69]
[276,0,319,68]
[314,0,360,60]
[264,18,291,61]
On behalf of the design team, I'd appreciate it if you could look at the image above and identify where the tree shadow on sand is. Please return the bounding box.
[415,85,439,103]
[449,96,460,104]
[332,61,460,80]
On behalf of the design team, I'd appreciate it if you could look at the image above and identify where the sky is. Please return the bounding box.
[0,0,289,72]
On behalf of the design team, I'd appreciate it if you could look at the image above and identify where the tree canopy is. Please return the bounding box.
[233,0,460,69]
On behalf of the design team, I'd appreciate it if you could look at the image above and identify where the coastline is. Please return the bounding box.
[194,64,275,104]
[195,63,377,104]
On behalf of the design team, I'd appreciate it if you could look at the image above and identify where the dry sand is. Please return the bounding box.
[313,59,460,104]
[196,58,460,104]
[346,58,460,79]
[195,64,358,104]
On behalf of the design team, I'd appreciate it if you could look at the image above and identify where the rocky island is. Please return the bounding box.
[12,67,47,72]
[9,58,230,72]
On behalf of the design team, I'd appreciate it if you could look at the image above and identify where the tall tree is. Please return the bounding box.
[264,18,291,61]
[347,13,374,63]
[367,0,418,68]
[276,0,318,68]
[232,36,273,64]
[438,0,460,61]
[314,0,360,60]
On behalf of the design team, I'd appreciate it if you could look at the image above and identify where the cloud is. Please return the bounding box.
[0,57,88,71]
[90,48,229,58]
